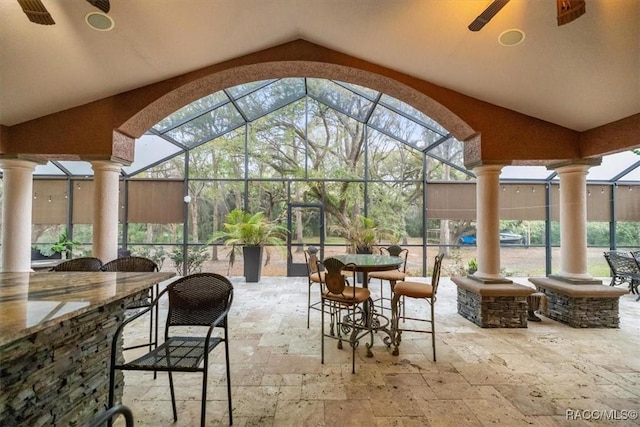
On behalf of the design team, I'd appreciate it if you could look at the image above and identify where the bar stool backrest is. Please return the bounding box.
[380,245,409,273]
[167,272,233,328]
[321,257,351,294]
[431,253,445,297]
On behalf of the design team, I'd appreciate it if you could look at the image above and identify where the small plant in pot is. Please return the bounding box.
[211,209,287,282]
[467,257,478,275]
[35,228,79,259]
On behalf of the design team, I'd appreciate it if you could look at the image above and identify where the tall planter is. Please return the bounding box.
[31,249,62,261]
[243,246,264,283]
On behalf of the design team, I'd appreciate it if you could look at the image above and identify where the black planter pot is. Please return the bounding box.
[31,249,62,261]
[242,246,264,283]
[355,247,373,283]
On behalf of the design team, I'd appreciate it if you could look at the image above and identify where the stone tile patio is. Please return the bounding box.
[118,275,640,426]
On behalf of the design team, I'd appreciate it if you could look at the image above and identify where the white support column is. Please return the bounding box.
[0,159,37,272]
[473,164,506,281]
[554,163,594,280]
[91,160,122,263]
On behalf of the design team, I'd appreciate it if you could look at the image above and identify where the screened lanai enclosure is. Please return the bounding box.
[9,78,640,278]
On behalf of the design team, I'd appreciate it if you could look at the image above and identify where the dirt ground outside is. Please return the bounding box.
[157,244,614,280]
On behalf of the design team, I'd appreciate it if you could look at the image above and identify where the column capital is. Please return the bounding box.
[472,163,505,177]
[0,158,38,171]
[547,158,601,173]
[90,160,123,174]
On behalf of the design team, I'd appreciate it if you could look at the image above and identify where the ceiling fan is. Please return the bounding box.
[17,0,110,25]
[468,0,586,32]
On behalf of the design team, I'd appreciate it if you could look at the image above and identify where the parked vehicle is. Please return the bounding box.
[499,232,524,244]
[459,234,477,245]
[459,232,524,245]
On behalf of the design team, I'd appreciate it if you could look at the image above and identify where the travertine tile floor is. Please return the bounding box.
[119,276,640,426]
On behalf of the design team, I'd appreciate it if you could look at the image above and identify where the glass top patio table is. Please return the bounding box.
[331,254,403,288]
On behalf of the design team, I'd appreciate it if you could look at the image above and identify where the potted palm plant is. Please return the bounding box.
[331,215,392,283]
[212,209,287,282]
[331,215,390,254]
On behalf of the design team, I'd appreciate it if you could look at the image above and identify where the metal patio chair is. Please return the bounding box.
[320,257,373,374]
[108,273,234,426]
[390,253,444,360]
[101,256,160,356]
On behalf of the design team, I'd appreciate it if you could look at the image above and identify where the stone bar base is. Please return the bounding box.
[529,277,628,328]
[0,292,144,426]
[452,277,535,328]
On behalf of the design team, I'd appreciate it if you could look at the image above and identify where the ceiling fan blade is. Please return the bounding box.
[17,0,55,25]
[468,0,510,32]
[86,0,110,13]
[557,0,585,26]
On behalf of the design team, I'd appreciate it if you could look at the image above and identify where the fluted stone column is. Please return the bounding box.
[472,164,506,281]
[0,159,37,272]
[552,162,598,280]
[91,161,122,263]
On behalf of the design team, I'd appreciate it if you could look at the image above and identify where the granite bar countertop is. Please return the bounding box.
[0,271,175,347]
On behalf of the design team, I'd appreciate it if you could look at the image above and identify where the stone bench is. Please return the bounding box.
[451,277,536,328]
[529,277,629,328]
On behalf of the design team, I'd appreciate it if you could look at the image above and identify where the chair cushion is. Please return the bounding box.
[368,270,407,281]
[323,286,370,304]
[393,281,433,298]
[310,271,325,283]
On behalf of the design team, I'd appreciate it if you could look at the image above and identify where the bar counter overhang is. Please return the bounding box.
[0,271,175,426]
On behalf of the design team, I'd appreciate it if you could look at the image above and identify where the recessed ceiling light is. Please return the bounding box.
[498,29,525,47]
[85,12,114,31]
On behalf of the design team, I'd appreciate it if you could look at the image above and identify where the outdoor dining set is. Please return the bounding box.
[24,248,440,426]
[303,246,444,373]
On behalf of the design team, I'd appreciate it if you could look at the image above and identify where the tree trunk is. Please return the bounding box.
[211,198,219,261]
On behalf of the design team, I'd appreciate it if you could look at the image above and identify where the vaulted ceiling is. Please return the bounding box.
[1,0,638,137]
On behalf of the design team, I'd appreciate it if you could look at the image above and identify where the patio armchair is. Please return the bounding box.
[101,256,160,357]
[108,272,234,427]
[629,251,640,300]
[86,404,133,427]
[603,251,640,298]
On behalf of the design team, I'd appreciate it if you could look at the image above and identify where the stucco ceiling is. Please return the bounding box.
[0,0,638,132]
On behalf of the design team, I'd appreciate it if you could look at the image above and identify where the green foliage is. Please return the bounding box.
[211,209,287,268]
[169,245,210,275]
[212,209,287,247]
[615,221,640,246]
[443,249,468,277]
[39,228,79,256]
[330,215,392,253]
[134,245,168,270]
[467,257,478,273]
